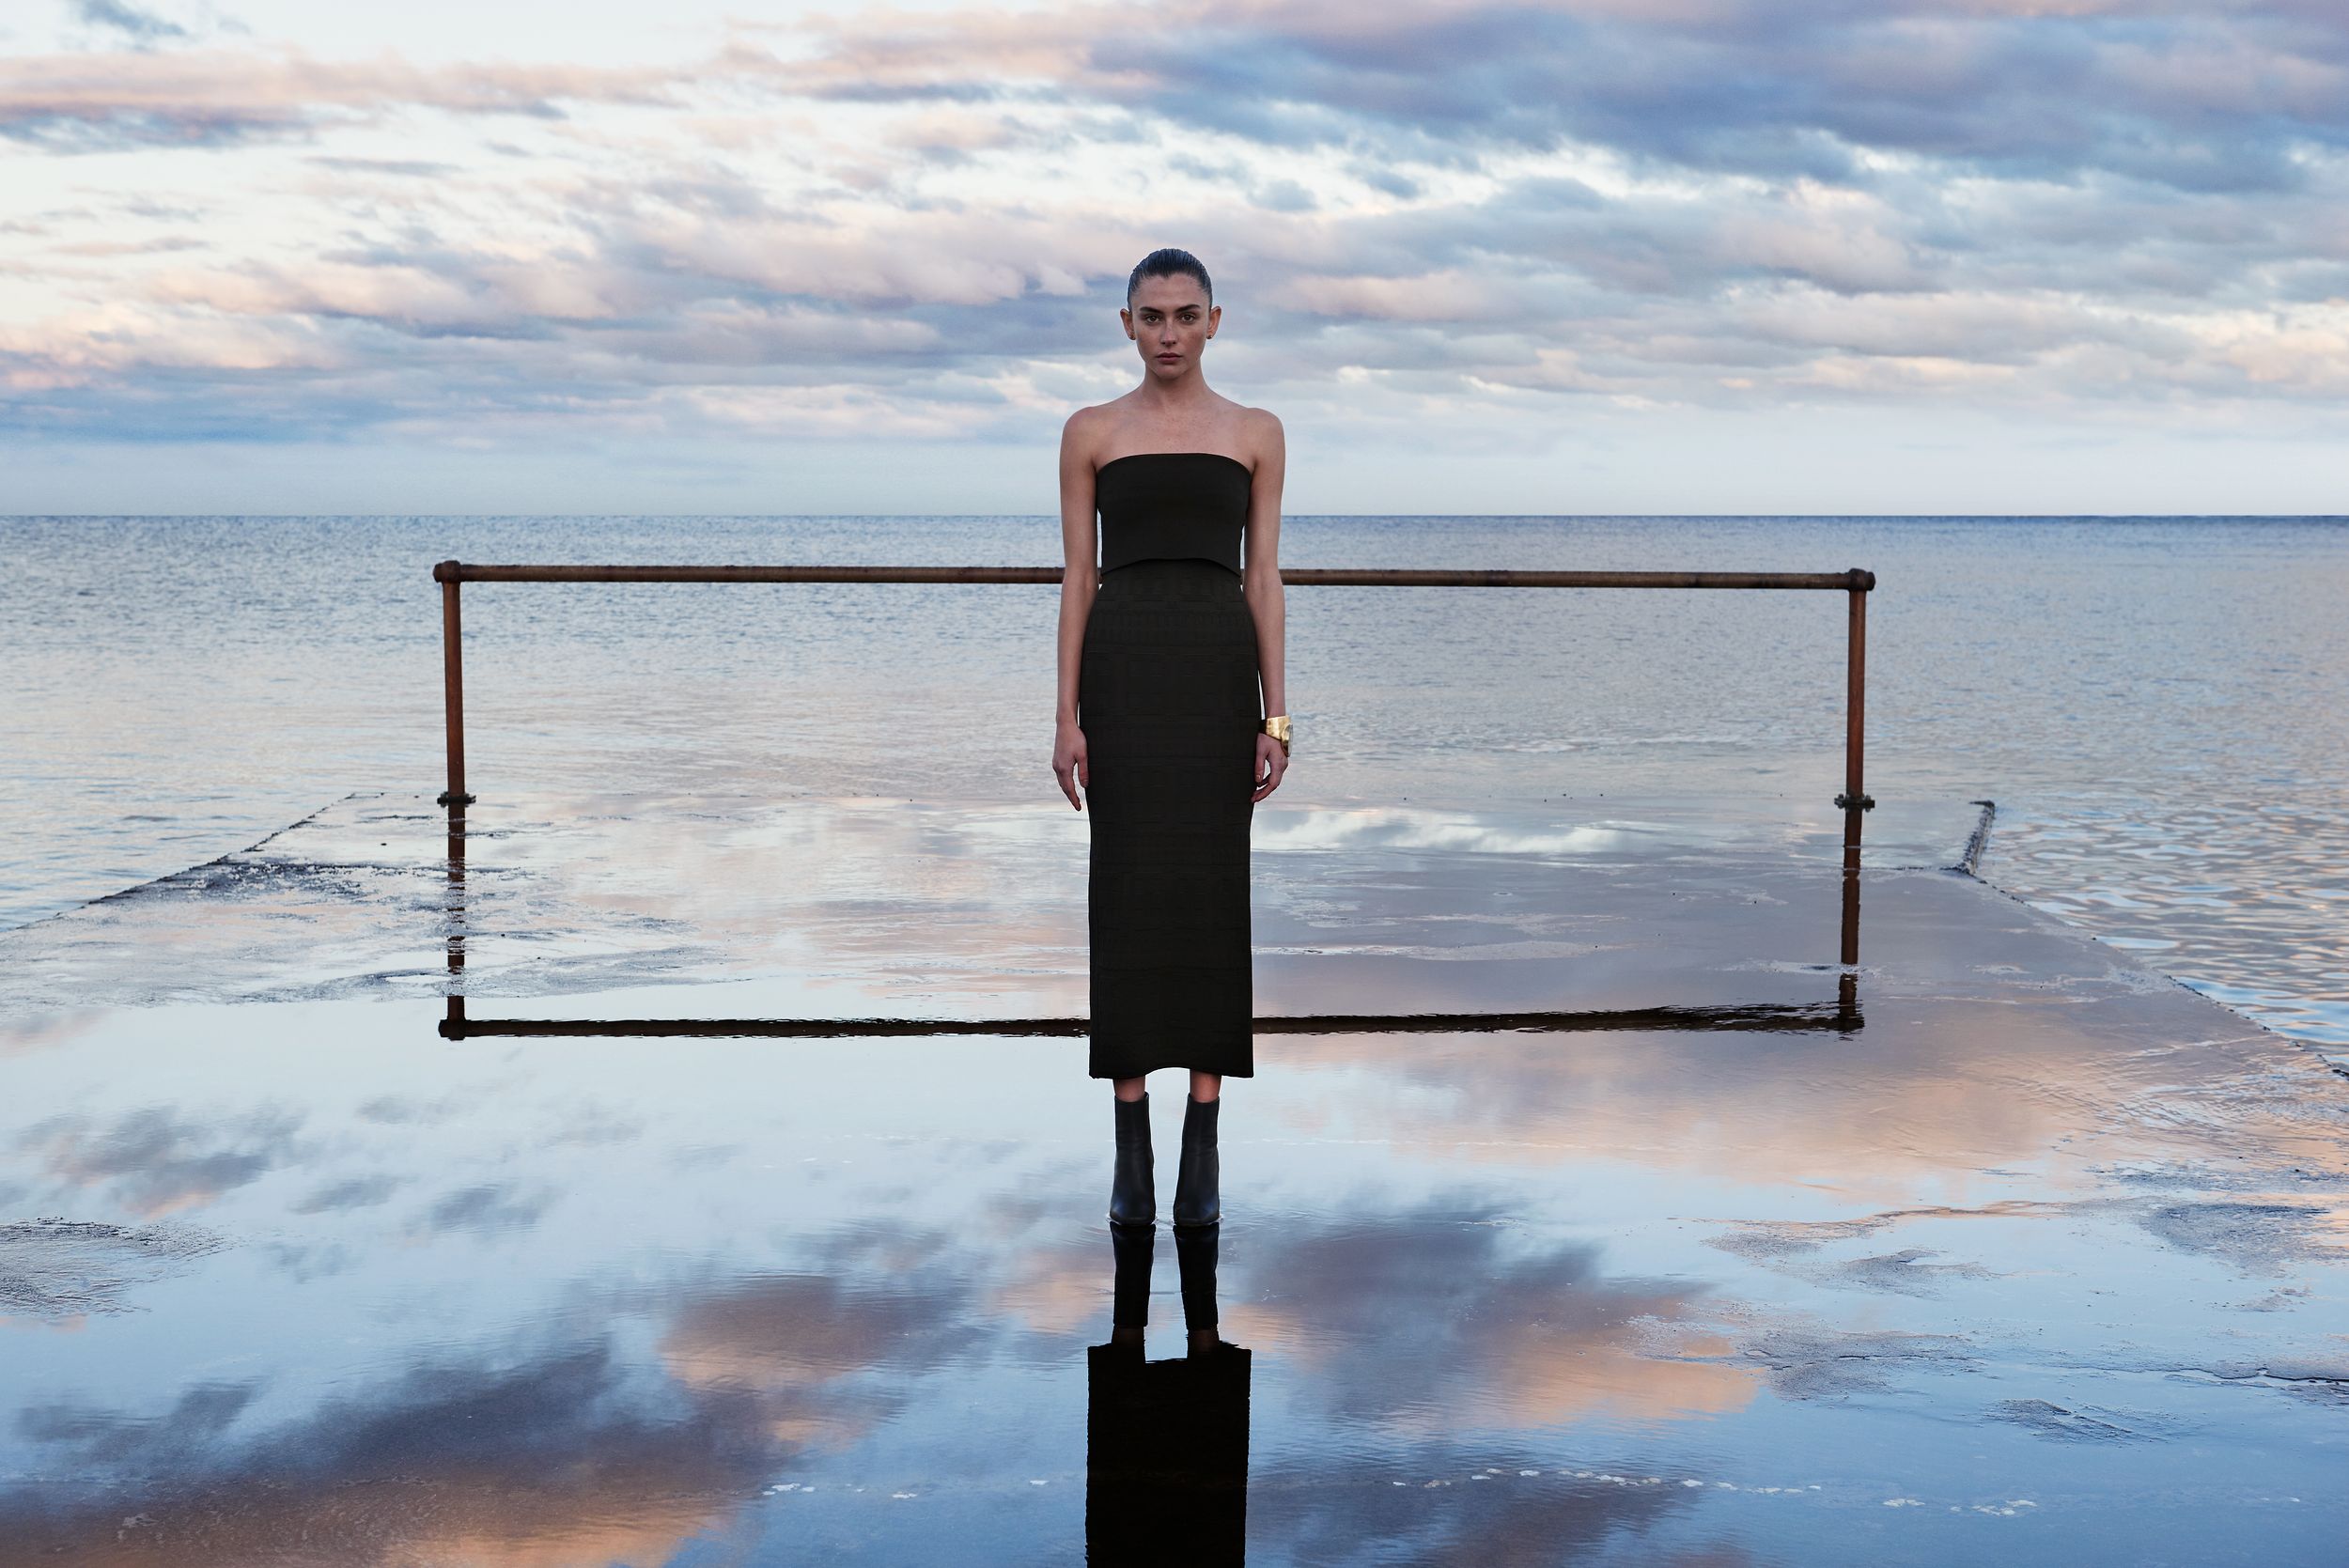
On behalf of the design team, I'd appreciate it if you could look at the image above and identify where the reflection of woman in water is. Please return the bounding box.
[1087,1222,1251,1562]
[1051,247,1289,1229]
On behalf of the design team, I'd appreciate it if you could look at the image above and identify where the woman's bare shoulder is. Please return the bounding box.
[1239,404,1285,466]
[1060,406,1102,474]
[1063,394,1141,436]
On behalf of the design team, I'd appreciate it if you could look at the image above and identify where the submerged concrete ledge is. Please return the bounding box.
[0,788,2003,1014]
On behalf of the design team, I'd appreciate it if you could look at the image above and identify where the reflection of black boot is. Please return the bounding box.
[1109,1093,1156,1228]
[1110,1220,1155,1348]
[1172,1094,1221,1229]
[1087,1210,1252,1566]
[1174,1221,1221,1355]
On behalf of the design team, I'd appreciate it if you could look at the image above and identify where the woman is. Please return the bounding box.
[1051,246,1289,1231]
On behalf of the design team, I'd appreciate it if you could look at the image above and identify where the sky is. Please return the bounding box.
[3,0,2347,515]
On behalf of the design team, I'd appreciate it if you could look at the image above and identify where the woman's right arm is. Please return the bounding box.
[1052,411,1099,811]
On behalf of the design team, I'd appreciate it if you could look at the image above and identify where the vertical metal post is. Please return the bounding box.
[436,562,474,808]
[1834,573,1873,812]
[1834,570,1871,1033]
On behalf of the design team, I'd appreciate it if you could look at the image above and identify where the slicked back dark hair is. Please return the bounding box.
[1126,247,1213,307]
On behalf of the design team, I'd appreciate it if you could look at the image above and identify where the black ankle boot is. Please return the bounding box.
[1172,1094,1221,1229]
[1108,1093,1155,1228]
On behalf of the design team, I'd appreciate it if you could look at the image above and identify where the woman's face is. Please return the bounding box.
[1122,274,1218,381]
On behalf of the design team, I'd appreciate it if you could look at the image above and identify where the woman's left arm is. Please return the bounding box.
[1244,411,1287,801]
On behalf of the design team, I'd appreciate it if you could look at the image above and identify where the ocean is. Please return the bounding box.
[4,512,2342,1048]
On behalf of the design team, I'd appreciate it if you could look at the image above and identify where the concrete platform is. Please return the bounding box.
[0,794,2342,1565]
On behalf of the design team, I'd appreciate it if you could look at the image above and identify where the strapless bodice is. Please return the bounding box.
[1095,451,1250,576]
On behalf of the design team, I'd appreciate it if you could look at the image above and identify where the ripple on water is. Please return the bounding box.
[1983,795,2349,1051]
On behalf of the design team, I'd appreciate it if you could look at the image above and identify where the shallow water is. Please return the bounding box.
[4,514,2345,1049]
[1,800,2342,1564]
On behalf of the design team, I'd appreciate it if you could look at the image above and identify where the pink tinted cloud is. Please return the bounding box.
[0,43,687,146]
[147,258,630,330]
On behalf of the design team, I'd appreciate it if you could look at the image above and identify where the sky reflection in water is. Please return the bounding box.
[1,800,2343,1564]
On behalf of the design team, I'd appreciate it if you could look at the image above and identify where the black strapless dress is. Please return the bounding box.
[1081,452,1260,1079]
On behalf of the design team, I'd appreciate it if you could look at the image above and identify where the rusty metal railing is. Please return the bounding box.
[429,561,1875,813]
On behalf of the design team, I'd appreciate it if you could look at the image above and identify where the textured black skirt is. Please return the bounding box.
[1080,558,1259,1079]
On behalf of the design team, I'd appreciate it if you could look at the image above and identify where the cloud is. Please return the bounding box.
[70,0,190,46]
[21,1106,302,1217]
[755,0,2349,192]
[0,44,683,152]
[1249,1438,1736,1568]
[6,1,2349,482]
[417,1182,552,1235]
[290,1173,402,1213]
[1218,1197,1758,1430]
[1,1341,778,1564]
[1,1237,991,1562]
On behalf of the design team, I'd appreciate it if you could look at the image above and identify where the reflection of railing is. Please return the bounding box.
[429,561,1877,813]
[436,998,1864,1040]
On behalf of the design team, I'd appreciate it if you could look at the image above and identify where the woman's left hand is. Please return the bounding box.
[1251,731,1287,802]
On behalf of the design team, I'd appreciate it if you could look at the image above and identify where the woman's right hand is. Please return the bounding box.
[1053,719,1089,811]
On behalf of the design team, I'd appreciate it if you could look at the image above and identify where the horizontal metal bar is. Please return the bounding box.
[437,1001,1861,1040]
[434,560,1874,592]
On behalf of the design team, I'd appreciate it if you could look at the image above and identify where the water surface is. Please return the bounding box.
[3,513,2344,1048]
[2,803,2341,1564]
